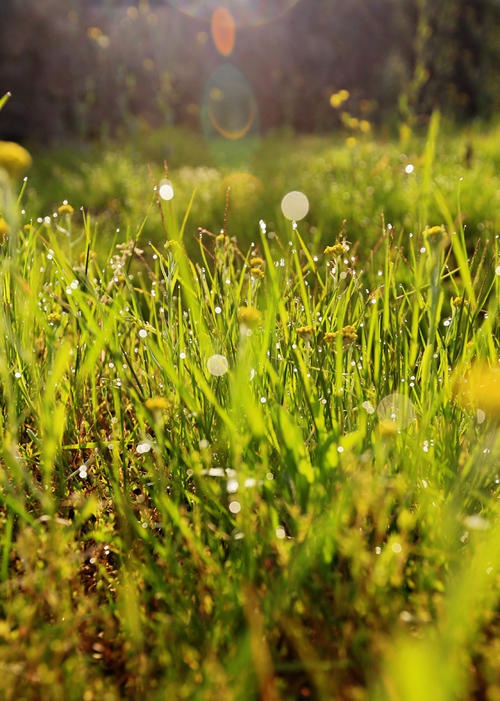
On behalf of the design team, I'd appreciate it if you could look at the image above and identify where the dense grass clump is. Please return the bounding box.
[0,123,499,700]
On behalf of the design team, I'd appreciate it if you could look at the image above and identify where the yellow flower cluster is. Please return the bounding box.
[324,325,358,347]
[296,325,314,340]
[330,89,350,109]
[249,256,265,279]
[0,141,32,179]
[324,242,348,258]
[451,296,469,311]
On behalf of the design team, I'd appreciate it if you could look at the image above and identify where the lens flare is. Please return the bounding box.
[211,6,236,56]
[221,172,263,208]
[376,393,417,431]
[202,64,257,141]
[169,0,301,28]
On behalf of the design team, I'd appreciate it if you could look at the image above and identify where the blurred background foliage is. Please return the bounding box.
[0,0,499,145]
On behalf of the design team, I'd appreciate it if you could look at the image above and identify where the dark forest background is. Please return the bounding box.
[0,0,499,144]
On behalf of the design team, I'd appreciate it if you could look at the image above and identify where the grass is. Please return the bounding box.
[0,117,499,699]
[23,119,500,256]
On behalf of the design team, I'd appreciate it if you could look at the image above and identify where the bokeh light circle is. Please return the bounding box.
[202,64,258,143]
[158,179,174,201]
[207,354,229,376]
[376,393,417,431]
[221,172,263,208]
[168,1,301,28]
[281,190,309,221]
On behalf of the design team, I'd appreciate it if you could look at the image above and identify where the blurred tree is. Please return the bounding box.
[388,0,500,124]
[0,0,498,142]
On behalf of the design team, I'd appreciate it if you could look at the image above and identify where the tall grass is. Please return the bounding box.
[0,121,499,699]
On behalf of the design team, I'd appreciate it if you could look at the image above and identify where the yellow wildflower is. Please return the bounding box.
[453,362,500,418]
[329,89,350,109]
[237,306,261,328]
[249,257,265,268]
[47,311,62,325]
[0,141,32,178]
[423,225,449,249]
[346,137,357,149]
[250,267,265,278]
[145,397,171,413]
[359,120,371,133]
[324,325,358,347]
[296,325,314,340]
[451,296,469,311]
[0,217,10,238]
[58,202,74,216]
[324,242,348,258]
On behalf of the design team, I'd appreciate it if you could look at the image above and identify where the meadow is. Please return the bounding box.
[0,111,499,700]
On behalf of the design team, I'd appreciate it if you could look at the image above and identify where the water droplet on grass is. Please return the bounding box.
[229,500,241,514]
[227,478,239,493]
[136,441,153,454]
